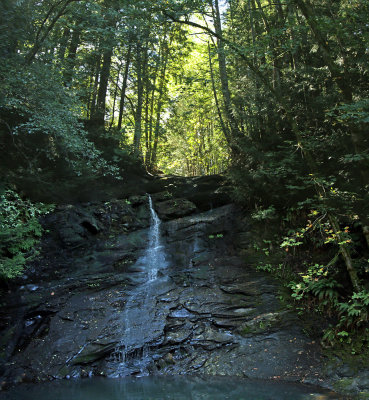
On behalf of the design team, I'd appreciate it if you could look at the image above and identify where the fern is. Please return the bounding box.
[0,189,54,280]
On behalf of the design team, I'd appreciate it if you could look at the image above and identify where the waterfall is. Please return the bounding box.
[146,195,163,281]
[109,194,168,376]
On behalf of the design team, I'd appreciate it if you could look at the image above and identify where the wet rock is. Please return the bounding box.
[154,198,197,221]
[164,322,192,345]
[168,307,195,319]
[71,341,118,365]
[151,191,173,202]
[158,175,231,211]
[128,195,148,207]
[163,352,175,365]
[47,205,103,248]
[219,284,258,297]
[155,352,176,371]
[238,312,283,335]
[191,327,234,346]
[25,284,39,292]
[0,181,366,397]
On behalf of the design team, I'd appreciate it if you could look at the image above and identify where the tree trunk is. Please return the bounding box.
[109,62,122,129]
[150,38,169,170]
[207,42,231,146]
[329,214,361,292]
[89,54,101,120]
[117,44,132,131]
[133,42,146,153]
[212,0,242,149]
[63,26,80,86]
[57,27,70,61]
[94,47,113,128]
[145,76,157,167]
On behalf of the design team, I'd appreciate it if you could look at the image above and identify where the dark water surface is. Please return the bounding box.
[0,376,347,400]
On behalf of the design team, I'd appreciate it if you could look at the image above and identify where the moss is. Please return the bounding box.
[72,352,101,365]
[334,377,356,392]
[323,340,369,374]
[240,325,254,335]
[239,313,280,336]
[113,258,134,270]
[330,367,369,399]
[71,342,117,365]
[58,365,70,377]
[332,377,369,398]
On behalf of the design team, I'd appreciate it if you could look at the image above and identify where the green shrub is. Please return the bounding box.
[0,189,53,279]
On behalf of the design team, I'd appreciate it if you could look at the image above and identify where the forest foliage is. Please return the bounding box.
[0,0,368,347]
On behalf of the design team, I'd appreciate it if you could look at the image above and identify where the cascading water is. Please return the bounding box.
[109,195,168,376]
[146,195,164,282]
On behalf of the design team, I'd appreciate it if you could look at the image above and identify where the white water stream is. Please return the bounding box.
[146,195,164,282]
[110,195,168,375]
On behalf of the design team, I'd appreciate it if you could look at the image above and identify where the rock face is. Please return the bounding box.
[0,175,366,397]
[148,174,232,211]
[153,198,197,220]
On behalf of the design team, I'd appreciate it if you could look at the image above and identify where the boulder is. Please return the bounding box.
[154,175,232,211]
[150,191,173,202]
[46,205,103,249]
[154,198,197,220]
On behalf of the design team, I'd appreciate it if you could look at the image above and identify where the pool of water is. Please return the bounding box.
[0,376,347,400]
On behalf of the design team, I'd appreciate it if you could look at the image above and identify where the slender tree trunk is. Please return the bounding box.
[94,47,113,128]
[57,27,70,61]
[287,2,299,69]
[207,42,231,146]
[248,0,257,64]
[144,89,150,161]
[63,26,80,85]
[212,0,241,148]
[117,44,132,131]
[109,62,122,129]
[89,54,101,120]
[145,42,161,167]
[293,0,352,100]
[133,42,145,153]
[329,215,361,292]
[255,0,281,89]
[146,76,157,166]
[150,39,169,170]
[142,41,153,164]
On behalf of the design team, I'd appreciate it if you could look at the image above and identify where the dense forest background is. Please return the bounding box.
[0,0,368,353]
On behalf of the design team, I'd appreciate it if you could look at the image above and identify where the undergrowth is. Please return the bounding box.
[0,188,54,280]
[250,206,369,355]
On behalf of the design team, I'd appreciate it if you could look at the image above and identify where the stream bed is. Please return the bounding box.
[0,186,364,396]
[0,376,348,400]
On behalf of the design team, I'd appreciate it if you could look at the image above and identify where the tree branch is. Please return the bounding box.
[162,11,277,98]
[26,0,83,64]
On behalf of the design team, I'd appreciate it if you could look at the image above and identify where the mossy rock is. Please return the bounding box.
[151,191,173,202]
[238,311,284,336]
[57,365,71,378]
[71,342,117,365]
[333,378,358,394]
[154,198,197,220]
